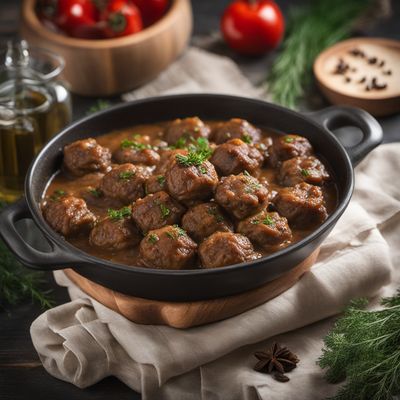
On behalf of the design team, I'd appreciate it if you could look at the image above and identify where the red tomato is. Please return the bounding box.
[221,0,285,56]
[132,0,169,26]
[103,0,143,38]
[55,0,97,36]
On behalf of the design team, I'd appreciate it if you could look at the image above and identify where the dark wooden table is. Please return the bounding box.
[1,1,400,399]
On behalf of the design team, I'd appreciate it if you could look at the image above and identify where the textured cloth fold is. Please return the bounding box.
[30,46,400,399]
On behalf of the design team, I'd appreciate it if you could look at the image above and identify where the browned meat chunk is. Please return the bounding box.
[210,139,263,176]
[99,163,148,203]
[278,156,330,186]
[237,210,292,249]
[164,117,211,145]
[139,225,197,269]
[63,138,111,176]
[145,174,167,194]
[166,157,218,204]
[131,191,185,233]
[156,149,188,174]
[270,134,313,166]
[199,232,260,268]
[181,202,233,242]
[89,213,140,251]
[274,182,328,227]
[215,173,268,220]
[42,194,95,237]
[113,147,160,166]
[212,118,261,144]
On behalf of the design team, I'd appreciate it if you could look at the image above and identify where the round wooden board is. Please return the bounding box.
[314,37,400,116]
[64,248,319,329]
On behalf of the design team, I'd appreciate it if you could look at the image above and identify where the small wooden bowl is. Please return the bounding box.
[314,38,400,117]
[20,0,192,96]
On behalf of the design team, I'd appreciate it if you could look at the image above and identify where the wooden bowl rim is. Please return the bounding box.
[22,0,185,49]
[313,37,400,101]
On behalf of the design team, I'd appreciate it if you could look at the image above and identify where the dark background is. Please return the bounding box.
[0,1,399,399]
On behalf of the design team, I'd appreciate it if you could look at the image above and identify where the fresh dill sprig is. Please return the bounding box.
[318,291,400,400]
[120,139,152,150]
[267,0,373,109]
[175,137,212,168]
[0,201,54,310]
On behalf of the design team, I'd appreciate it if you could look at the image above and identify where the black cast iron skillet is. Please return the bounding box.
[0,94,383,301]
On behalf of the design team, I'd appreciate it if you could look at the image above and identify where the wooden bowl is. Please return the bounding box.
[20,0,192,96]
[314,38,400,117]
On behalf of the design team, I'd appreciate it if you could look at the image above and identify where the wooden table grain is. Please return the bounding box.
[1,1,400,399]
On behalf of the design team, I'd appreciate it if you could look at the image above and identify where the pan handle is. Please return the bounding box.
[307,106,383,166]
[0,197,81,270]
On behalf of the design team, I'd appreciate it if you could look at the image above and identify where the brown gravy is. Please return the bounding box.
[44,121,338,268]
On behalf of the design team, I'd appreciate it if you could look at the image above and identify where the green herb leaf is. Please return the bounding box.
[156,175,166,186]
[108,206,131,220]
[242,134,252,144]
[284,136,295,143]
[50,189,66,201]
[207,206,224,223]
[148,233,159,244]
[166,225,186,240]
[251,219,260,225]
[118,170,135,181]
[262,215,275,226]
[159,203,170,220]
[120,139,152,151]
[318,290,400,400]
[89,188,102,198]
[243,170,251,177]
[301,169,310,177]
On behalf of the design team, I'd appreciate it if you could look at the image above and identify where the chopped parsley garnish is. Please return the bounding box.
[175,149,210,168]
[166,225,186,239]
[148,233,159,244]
[242,134,252,144]
[244,176,261,193]
[89,188,102,198]
[118,170,136,180]
[243,170,251,177]
[284,136,295,143]
[262,215,275,226]
[207,206,224,223]
[171,137,188,149]
[50,189,66,201]
[120,139,152,150]
[251,219,260,225]
[159,203,170,219]
[157,175,166,186]
[301,168,310,177]
[108,206,131,220]
[198,165,207,174]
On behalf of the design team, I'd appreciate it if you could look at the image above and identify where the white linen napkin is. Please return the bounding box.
[30,47,400,399]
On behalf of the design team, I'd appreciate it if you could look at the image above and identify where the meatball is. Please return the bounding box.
[164,117,211,145]
[212,118,261,145]
[274,182,328,227]
[278,156,330,187]
[42,195,96,237]
[89,216,140,251]
[139,225,197,270]
[237,210,292,250]
[210,138,263,176]
[113,147,160,166]
[199,232,260,269]
[99,163,148,203]
[131,191,185,233]
[166,157,218,204]
[63,138,111,176]
[270,134,313,166]
[145,174,167,194]
[156,149,188,174]
[181,202,233,242]
[215,173,268,220]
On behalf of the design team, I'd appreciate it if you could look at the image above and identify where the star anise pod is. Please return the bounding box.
[254,342,299,376]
